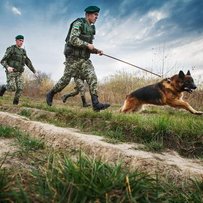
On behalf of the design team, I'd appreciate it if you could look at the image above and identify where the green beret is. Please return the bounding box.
[84,6,100,13]
[15,35,24,40]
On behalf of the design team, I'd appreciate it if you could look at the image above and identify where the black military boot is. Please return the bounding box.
[62,91,79,103]
[13,98,19,105]
[0,85,7,96]
[91,94,110,112]
[46,90,55,106]
[81,96,91,107]
[61,94,69,103]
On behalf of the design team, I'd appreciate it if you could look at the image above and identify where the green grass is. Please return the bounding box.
[0,125,45,202]
[0,125,202,202]
[28,152,203,203]
[0,125,22,138]
[0,125,44,152]
[1,150,203,203]
[0,94,202,157]
[16,133,44,152]
[0,167,33,203]
[15,100,203,158]
[0,74,202,201]
[20,108,32,117]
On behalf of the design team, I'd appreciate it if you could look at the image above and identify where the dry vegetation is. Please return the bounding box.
[22,70,203,109]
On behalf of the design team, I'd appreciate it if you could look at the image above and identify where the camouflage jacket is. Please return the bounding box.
[0,45,36,73]
[64,18,97,59]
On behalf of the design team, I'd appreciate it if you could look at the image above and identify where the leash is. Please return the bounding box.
[103,53,162,78]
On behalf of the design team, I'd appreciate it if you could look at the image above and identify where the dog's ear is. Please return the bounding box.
[186,70,191,75]
[178,70,185,79]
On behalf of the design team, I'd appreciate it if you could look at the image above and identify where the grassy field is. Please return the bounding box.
[0,73,203,202]
[0,125,203,202]
[0,93,203,158]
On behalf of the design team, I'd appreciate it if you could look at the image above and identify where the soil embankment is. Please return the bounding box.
[0,111,203,180]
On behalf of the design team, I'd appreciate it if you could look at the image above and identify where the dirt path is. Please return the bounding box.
[0,138,17,157]
[0,111,203,180]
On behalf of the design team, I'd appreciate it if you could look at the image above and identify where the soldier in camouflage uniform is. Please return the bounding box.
[61,77,91,107]
[46,6,110,111]
[0,35,36,105]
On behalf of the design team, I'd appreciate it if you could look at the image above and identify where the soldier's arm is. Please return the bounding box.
[24,51,36,73]
[0,47,13,69]
[69,21,89,48]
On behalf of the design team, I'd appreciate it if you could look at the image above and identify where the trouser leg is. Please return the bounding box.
[13,73,24,105]
[81,60,110,111]
[46,59,74,106]
[61,87,79,103]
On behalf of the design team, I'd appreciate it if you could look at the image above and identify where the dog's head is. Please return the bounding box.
[176,70,197,93]
[169,70,197,93]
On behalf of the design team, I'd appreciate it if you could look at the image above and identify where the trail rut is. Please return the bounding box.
[0,111,202,181]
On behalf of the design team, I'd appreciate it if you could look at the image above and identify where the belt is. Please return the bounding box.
[13,68,23,73]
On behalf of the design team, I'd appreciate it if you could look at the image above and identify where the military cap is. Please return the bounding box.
[84,6,100,13]
[15,35,24,40]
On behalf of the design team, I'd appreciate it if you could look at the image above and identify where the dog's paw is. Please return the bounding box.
[194,111,203,115]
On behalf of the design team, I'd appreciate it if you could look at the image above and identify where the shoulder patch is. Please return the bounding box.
[72,25,80,29]
[72,20,83,28]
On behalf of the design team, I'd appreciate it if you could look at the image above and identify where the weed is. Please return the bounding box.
[16,134,44,152]
[0,125,44,152]
[145,141,164,152]
[19,109,32,118]
[0,125,21,138]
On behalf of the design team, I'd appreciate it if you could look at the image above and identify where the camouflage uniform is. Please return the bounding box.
[0,45,36,103]
[62,77,86,102]
[46,8,110,111]
[73,77,86,97]
[52,18,98,95]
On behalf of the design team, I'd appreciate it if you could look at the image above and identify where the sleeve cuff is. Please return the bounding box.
[83,42,88,47]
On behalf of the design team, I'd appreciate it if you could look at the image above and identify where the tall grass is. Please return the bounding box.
[1,152,202,202]
[0,126,202,202]
[98,71,158,104]
[0,168,26,202]
[11,153,203,202]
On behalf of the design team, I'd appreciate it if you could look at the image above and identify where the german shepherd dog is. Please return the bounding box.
[120,71,203,115]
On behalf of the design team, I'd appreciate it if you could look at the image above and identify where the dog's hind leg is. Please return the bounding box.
[120,99,128,112]
[120,97,142,113]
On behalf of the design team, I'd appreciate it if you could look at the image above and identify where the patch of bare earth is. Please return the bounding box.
[0,138,17,157]
[0,138,20,168]
[0,111,203,181]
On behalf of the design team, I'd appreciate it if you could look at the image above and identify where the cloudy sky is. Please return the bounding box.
[0,0,203,84]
